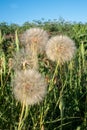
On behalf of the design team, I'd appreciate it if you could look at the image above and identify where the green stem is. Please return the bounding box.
[49,62,59,91]
[18,103,25,130]
[59,96,64,130]
[18,103,29,130]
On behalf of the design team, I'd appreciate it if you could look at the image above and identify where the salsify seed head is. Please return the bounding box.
[12,69,47,105]
[20,27,49,54]
[46,35,76,64]
[12,48,37,71]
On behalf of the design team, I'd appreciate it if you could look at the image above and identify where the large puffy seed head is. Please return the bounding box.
[46,35,76,63]
[20,28,49,53]
[12,70,47,105]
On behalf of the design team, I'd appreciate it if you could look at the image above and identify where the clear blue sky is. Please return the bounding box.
[0,0,87,25]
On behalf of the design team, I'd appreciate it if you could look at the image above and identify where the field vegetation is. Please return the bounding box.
[0,19,87,130]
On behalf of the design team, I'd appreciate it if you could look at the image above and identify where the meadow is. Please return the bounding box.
[0,20,87,130]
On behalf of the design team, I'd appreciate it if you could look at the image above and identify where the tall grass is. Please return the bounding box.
[0,26,87,130]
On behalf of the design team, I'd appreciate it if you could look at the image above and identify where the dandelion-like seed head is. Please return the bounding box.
[12,70,47,105]
[12,49,35,71]
[20,28,49,53]
[46,35,76,64]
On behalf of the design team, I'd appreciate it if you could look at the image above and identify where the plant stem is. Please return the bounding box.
[18,103,25,130]
[49,62,59,91]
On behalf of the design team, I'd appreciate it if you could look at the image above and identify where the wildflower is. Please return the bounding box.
[46,35,76,64]
[12,69,47,105]
[20,27,49,54]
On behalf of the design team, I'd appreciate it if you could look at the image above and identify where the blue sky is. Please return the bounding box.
[0,0,87,25]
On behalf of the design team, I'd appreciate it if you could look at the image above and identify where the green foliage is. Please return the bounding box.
[0,20,87,130]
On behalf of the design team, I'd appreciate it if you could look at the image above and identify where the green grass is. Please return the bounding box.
[0,26,87,130]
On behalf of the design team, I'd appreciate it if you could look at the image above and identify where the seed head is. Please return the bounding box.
[12,69,47,105]
[20,28,49,53]
[12,49,37,71]
[46,35,76,64]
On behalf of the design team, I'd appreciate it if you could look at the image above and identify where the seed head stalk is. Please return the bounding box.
[15,30,19,52]
[30,41,39,70]
[49,61,59,91]
[18,103,29,130]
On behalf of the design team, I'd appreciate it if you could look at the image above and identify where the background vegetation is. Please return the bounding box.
[0,19,87,130]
